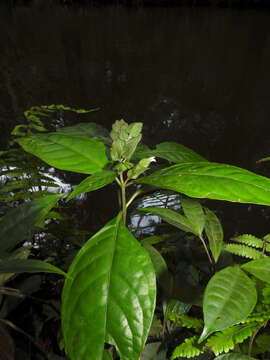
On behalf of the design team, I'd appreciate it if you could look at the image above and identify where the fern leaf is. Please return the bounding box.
[171,336,204,359]
[169,314,203,331]
[231,235,263,249]
[206,323,259,356]
[224,244,263,260]
[244,312,270,323]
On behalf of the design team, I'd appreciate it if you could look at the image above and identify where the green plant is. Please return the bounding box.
[5,106,270,359]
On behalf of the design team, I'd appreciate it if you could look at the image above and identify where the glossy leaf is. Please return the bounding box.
[241,258,270,284]
[199,266,257,342]
[17,133,108,174]
[134,142,206,163]
[139,207,194,234]
[181,198,205,237]
[66,170,115,201]
[214,353,255,360]
[56,123,110,144]
[0,259,66,276]
[204,208,224,263]
[0,194,62,252]
[137,162,270,206]
[61,215,156,360]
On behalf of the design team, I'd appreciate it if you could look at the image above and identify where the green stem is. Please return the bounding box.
[199,235,213,264]
[119,172,127,225]
[126,189,143,209]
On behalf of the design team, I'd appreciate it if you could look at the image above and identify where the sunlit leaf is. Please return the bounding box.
[241,258,270,284]
[204,208,224,263]
[66,170,115,201]
[0,194,62,252]
[61,215,156,360]
[17,133,108,174]
[137,162,270,206]
[199,266,257,342]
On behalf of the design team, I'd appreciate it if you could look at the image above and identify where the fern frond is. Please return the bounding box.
[231,234,263,249]
[169,314,203,331]
[171,336,204,359]
[205,323,259,356]
[224,244,263,260]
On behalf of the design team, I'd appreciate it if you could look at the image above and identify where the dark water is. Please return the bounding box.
[1,3,270,237]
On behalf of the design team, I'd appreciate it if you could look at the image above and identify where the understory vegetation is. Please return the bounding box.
[1,105,270,359]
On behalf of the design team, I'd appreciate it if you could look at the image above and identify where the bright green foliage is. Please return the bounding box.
[137,162,270,206]
[134,141,206,163]
[232,234,264,248]
[214,353,256,360]
[0,194,62,252]
[66,170,115,201]
[110,120,142,162]
[169,314,203,331]
[139,207,198,235]
[17,133,108,174]
[205,323,260,355]
[0,259,66,276]
[199,266,257,342]
[171,336,204,359]
[181,197,205,237]
[61,215,156,360]
[56,122,110,144]
[224,244,263,260]
[204,207,224,263]
[127,157,154,179]
[242,258,270,284]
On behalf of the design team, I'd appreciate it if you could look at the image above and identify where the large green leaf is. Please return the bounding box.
[66,170,115,201]
[199,266,257,342]
[134,142,206,163]
[214,353,255,360]
[0,194,62,252]
[137,162,270,206]
[61,215,156,360]
[204,208,224,263]
[0,259,66,276]
[138,207,195,235]
[0,247,31,285]
[56,123,110,144]
[241,258,270,284]
[181,198,205,237]
[17,133,108,174]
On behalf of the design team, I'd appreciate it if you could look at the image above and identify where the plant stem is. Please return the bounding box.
[119,172,127,225]
[126,189,143,209]
[199,235,213,264]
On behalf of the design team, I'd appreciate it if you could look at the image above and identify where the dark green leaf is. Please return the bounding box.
[17,133,108,174]
[199,266,257,342]
[0,259,66,276]
[0,194,62,252]
[241,258,270,284]
[66,170,115,201]
[141,342,167,360]
[204,208,224,263]
[61,215,156,360]
[56,123,110,144]
[181,198,205,237]
[137,162,270,206]
[214,353,256,360]
[143,243,168,280]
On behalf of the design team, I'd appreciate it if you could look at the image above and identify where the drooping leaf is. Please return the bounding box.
[204,208,224,263]
[56,123,110,144]
[0,194,62,252]
[138,207,194,234]
[199,266,257,342]
[224,244,263,260]
[242,258,270,284]
[171,336,203,359]
[181,198,205,237]
[137,162,270,206]
[17,133,108,174]
[0,259,66,276]
[231,234,263,248]
[66,170,115,201]
[110,120,142,161]
[143,243,168,280]
[214,353,256,360]
[134,142,206,163]
[0,247,31,285]
[61,215,156,360]
[141,342,167,360]
[206,323,259,356]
